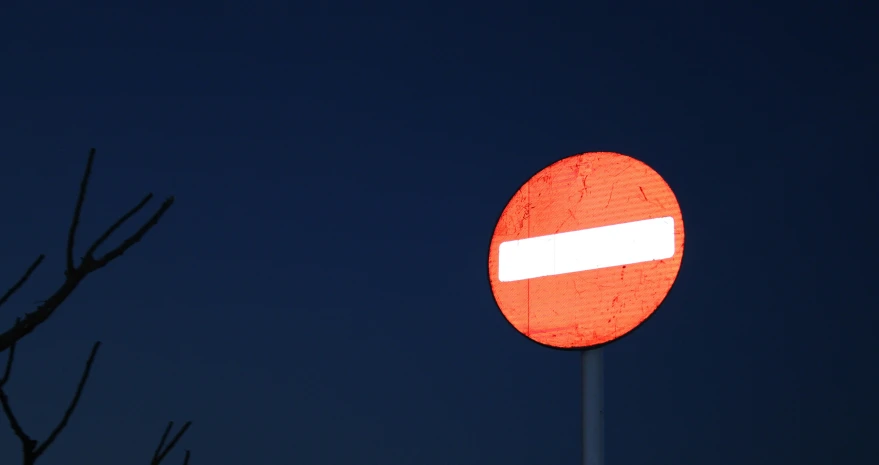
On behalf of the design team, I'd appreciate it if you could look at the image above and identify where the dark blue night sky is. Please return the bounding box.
[1,2,877,464]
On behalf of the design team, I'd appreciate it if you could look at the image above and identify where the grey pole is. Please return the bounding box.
[582,347,605,465]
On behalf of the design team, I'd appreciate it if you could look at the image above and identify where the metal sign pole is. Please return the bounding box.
[582,347,605,465]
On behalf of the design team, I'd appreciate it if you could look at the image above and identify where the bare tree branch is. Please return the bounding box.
[0,147,192,464]
[87,196,175,270]
[0,148,175,354]
[0,319,19,388]
[0,380,36,464]
[83,193,154,260]
[0,341,101,465]
[153,422,173,461]
[0,256,45,311]
[33,341,101,458]
[151,420,193,465]
[66,148,96,276]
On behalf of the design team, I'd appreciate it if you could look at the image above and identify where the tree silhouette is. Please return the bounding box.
[0,148,192,465]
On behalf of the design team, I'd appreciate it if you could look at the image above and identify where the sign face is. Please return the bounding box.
[487,152,685,349]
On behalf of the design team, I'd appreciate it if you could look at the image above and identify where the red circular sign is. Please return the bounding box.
[488,152,685,349]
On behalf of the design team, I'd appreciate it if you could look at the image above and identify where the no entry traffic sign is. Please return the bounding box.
[488,152,685,349]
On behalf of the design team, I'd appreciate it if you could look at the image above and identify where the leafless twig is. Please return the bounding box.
[151,420,193,465]
[0,148,175,353]
[0,256,45,310]
[0,340,101,465]
[0,148,191,464]
[0,320,18,388]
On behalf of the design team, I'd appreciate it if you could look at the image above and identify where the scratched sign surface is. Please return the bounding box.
[487,152,685,349]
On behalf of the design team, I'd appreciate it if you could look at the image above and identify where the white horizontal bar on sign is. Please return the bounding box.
[498,216,675,282]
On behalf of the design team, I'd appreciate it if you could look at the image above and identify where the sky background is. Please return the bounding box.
[1,1,877,464]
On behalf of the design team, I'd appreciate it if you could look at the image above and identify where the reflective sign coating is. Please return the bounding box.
[488,152,685,349]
